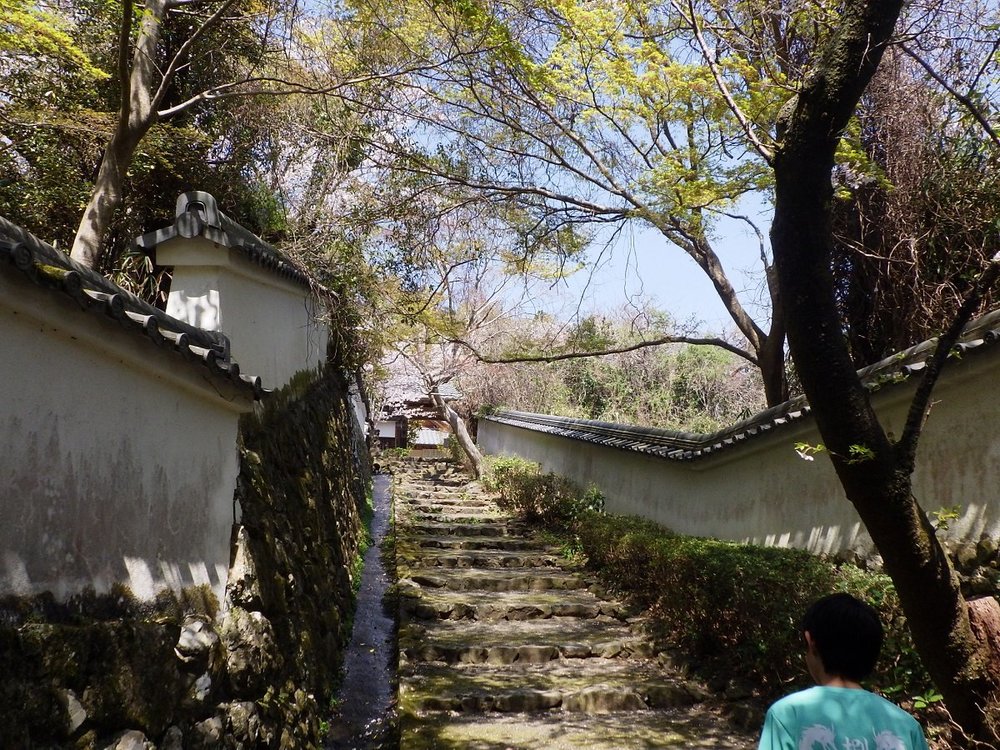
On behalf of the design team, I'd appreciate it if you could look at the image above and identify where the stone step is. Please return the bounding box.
[395,481,465,490]
[398,493,470,504]
[404,511,506,523]
[399,496,490,507]
[401,661,706,714]
[413,536,553,552]
[392,459,758,750]
[403,500,498,510]
[402,568,586,593]
[402,522,523,538]
[400,710,756,749]
[401,549,563,569]
[400,617,652,664]
[399,477,467,486]
[399,587,624,622]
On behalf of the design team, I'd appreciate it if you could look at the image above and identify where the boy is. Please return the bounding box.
[758,592,929,750]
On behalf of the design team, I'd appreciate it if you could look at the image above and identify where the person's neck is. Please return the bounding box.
[819,675,863,689]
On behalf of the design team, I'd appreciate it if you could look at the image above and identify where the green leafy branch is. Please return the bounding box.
[793,442,876,464]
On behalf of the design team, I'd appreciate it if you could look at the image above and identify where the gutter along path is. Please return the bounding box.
[326,474,396,750]
[392,458,755,749]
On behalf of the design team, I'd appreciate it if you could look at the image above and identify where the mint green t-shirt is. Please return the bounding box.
[758,686,929,750]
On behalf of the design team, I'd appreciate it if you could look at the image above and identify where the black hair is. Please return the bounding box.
[802,593,883,682]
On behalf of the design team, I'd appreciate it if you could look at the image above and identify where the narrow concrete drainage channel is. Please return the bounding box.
[326,473,398,750]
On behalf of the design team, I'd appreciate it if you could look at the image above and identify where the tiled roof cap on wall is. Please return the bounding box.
[0,216,267,400]
[485,307,1000,462]
[137,191,312,289]
[380,381,462,420]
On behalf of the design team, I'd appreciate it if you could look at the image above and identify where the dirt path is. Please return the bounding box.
[393,458,757,750]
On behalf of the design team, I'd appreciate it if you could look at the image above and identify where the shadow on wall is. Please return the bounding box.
[747,522,866,557]
[1,412,231,602]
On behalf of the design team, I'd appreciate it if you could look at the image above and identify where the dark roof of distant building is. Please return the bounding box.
[137,191,312,289]
[486,308,1000,462]
[0,215,267,400]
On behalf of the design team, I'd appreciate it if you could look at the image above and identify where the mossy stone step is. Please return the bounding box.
[399,587,622,621]
[400,618,650,663]
[404,511,506,524]
[412,536,552,552]
[400,568,586,593]
[397,503,507,518]
[400,497,491,508]
[397,511,504,523]
[399,478,467,488]
[402,516,507,528]
[401,487,467,494]
[401,661,705,714]
[399,494,470,504]
[403,522,520,538]
[399,710,756,749]
[400,549,562,569]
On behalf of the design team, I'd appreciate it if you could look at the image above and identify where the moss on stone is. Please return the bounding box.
[227,361,371,745]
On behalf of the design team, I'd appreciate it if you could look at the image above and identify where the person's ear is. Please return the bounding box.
[803,630,816,652]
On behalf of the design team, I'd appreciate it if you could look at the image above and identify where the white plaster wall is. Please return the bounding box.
[0,275,248,603]
[479,347,1000,555]
[163,239,328,389]
[349,386,368,435]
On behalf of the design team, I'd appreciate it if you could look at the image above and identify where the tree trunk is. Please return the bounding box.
[758,329,787,406]
[70,128,148,268]
[431,391,484,478]
[70,0,165,268]
[769,0,1000,740]
[690,232,789,406]
[760,263,789,406]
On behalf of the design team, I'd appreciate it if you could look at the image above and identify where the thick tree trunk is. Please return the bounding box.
[758,329,787,406]
[353,369,378,452]
[71,128,148,268]
[760,263,789,406]
[770,0,1000,741]
[431,391,484,479]
[70,0,165,268]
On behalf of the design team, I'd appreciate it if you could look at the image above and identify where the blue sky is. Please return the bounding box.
[556,198,774,335]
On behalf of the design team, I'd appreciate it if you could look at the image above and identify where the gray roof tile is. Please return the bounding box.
[0,216,267,400]
[486,309,1000,461]
[137,192,312,289]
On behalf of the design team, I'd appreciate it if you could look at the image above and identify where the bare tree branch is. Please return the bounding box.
[672,0,775,165]
[151,0,239,113]
[157,57,472,118]
[450,334,759,366]
[897,256,1000,471]
[900,42,1000,147]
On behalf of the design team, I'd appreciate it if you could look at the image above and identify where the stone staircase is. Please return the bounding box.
[393,458,756,749]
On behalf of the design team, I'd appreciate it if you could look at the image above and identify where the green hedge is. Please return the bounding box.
[484,456,931,700]
[484,455,604,530]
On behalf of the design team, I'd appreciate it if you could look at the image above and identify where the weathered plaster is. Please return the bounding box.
[0,271,246,602]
